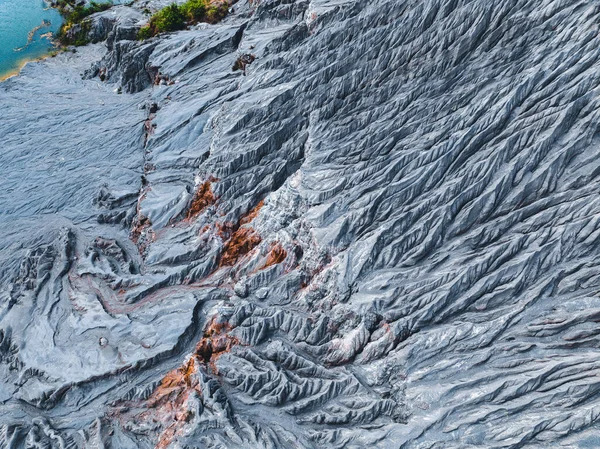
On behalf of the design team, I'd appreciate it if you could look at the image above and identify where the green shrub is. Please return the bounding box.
[151,3,186,32]
[56,1,112,46]
[205,4,228,23]
[69,2,112,23]
[63,20,93,46]
[181,0,207,22]
[137,0,229,40]
[137,24,154,40]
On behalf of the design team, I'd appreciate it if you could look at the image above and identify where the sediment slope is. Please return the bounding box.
[2,0,600,447]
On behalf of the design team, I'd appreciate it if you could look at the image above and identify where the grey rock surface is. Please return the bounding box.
[2,0,600,447]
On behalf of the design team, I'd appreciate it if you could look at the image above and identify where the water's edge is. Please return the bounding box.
[0,51,53,81]
[0,0,62,81]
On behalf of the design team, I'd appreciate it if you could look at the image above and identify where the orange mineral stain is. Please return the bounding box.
[131,317,240,448]
[131,214,156,254]
[186,180,216,220]
[194,318,239,373]
[260,242,287,270]
[143,356,201,449]
[240,199,264,225]
[219,227,262,267]
[218,200,265,267]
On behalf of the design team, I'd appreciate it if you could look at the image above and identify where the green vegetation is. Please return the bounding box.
[58,20,92,46]
[137,24,155,41]
[54,1,113,46]
[181,0,207,21]
[61,1,112,23]
[137,0,228,40]
[149,3,186,33]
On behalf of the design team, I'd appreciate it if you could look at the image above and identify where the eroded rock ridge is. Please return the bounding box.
[1,0,600,447]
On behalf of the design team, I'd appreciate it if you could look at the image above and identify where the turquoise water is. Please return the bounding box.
[0,0,62,79]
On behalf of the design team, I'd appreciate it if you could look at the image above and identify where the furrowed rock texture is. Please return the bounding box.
[2,0,600,447]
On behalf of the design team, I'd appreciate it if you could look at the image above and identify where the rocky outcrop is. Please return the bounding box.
[90,6,143,43]
[2,0,600,448]
[82,6,155,92]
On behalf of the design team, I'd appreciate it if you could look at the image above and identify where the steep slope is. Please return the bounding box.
[2,0,600,448]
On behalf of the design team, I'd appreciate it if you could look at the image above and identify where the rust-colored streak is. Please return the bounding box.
[216,200,264,267]
[156,426,179,449]
[219,227,261,267]
[130,187,155,254]
[195,319,239,370]
[149,357,199,409]
[131,215,150,244]
[150,318,237,401]
[147,357,200,449]
[186,181,216,220]
[215,221,235,239]
[108,317,240,449]
[260,242,287,270]
[131,214,156,254]
[240,200,264,225]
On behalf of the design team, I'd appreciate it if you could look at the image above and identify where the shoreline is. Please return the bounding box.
[0,0,63,83]
[0,48,58,83]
